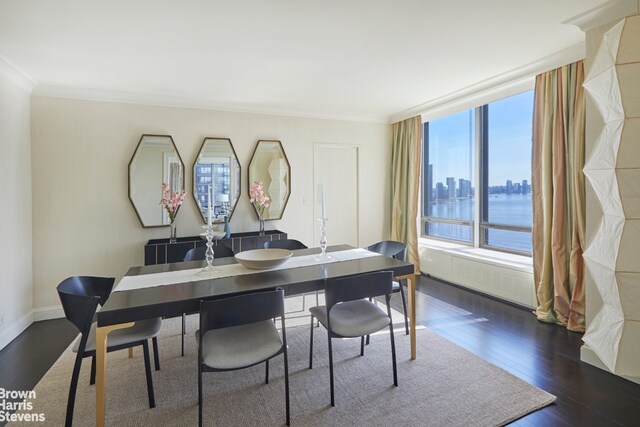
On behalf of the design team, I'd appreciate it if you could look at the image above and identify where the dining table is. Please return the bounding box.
[94,244,418,426]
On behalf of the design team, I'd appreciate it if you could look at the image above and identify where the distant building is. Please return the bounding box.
[458,178,472,198]
[436,182,447,200]
[506,180,513,194]
[522,179,529,194]
[427,164,433,202]
[446,177,456,200]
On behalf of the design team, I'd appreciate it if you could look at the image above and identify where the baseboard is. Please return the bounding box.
[581,344,640,385]
[0,310,34,351]
[0,305,66,351]
[32,305,65,322]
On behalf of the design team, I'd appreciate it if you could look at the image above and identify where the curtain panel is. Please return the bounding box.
[391,116,422,273]
[532,60,586,332]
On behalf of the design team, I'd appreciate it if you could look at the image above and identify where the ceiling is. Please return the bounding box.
[0,0,608,122]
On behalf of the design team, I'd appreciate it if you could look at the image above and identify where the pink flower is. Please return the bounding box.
[160,182,186,223]
[249,181,270,216]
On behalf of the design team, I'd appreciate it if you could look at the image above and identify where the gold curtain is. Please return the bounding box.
[532,61,586,332]
[391,116,422,272]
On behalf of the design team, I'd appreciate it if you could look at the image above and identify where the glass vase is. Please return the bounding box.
[259,211,265,236]
[169,221,177,244]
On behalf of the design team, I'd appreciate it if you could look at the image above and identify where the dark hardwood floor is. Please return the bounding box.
[2,275,639,426]
[405,275,640,426]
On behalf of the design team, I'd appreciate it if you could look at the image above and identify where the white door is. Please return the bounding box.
[313,144,359,247]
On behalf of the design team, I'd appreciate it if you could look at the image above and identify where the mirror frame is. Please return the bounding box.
[128,134,185,228]
[191,137,241,224]
[248,139,291,221]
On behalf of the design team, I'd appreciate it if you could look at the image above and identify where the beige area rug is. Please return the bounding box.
[10,296,555,426]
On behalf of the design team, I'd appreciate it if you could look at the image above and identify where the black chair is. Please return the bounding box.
[57,276,160,427]
[309,271,397,406]
[367,240,409,335]
[179,245,236,356]
[184,244,235,261]
[263,239,307,250]
[197,289,290,426]
[264,239,320,324]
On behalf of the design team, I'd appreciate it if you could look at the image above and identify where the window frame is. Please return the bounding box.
[421,92,533,256]
[421,121,475,246]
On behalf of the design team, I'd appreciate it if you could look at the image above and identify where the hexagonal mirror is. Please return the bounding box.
[128,134,185,227]
[248,140,291,220]
[193,137,241,223]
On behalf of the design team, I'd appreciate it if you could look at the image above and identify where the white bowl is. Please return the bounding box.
[200,231,227,240]
[234,248,293,270]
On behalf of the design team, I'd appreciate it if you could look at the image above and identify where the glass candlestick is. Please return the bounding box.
[198,224,218,274]
[316,217,331,260]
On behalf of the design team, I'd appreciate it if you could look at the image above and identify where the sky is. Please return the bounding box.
[427,90,533,187]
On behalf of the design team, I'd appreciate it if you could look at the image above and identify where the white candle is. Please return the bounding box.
[207,185,212,227]
[320,184,326,219]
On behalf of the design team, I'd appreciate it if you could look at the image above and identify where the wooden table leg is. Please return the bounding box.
[96,322,134,427]
[128,348,133,358]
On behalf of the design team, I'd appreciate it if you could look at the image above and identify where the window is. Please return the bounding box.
[421,90,533,255]
[422,109,474,243]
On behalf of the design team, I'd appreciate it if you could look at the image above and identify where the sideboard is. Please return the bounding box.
[144,230,288,265]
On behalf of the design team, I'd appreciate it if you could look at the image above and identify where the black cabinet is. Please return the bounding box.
[144,230,288,265]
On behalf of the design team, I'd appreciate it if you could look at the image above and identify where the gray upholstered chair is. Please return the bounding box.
[184,244,235,261]
[178,244,236,356]
[367,240,409,335]
[264,239,320,322]
[197,288,290,426]
[57,276,161,427]
[263,239,307,250]
[309,271,397,406]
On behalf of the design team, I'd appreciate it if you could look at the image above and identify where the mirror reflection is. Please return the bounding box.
[193,137,241,223]
[129,134,184,227]
[248,140,291,220]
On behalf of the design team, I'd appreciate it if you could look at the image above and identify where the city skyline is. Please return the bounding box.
[425,171,531,202]
[426,90,534,187]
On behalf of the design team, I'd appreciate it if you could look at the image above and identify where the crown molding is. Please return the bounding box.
[0,54,37,93]
[563,0,639,32]
[32,83,388,124]
[388,43,585,124]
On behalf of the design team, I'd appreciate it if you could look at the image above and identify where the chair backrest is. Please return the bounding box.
[263,239,308,250]
[200,288,285,332]
[184,245,235,261]
[56,276,115,334]
[325,271,393,313]
[367,240,406,262]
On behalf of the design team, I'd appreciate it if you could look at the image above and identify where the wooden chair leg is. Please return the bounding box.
[152,337,160,371]
[142,341,156,408]
[308,314,314,369]
[265,359,270,384]
[284,351,290,426]
[65,350,84,427]
[387,297,398,387]
[181,314,186,357]
[198,361,203,427]
[89,355,96,385]
[399,281,409,335]
[315,291,320,327]
[328,334,335,407]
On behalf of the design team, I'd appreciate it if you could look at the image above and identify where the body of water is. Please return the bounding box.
[427,193,532,253]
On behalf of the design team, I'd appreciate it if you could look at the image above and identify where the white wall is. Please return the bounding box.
[0,60,34,349]
[30,97,391,313]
